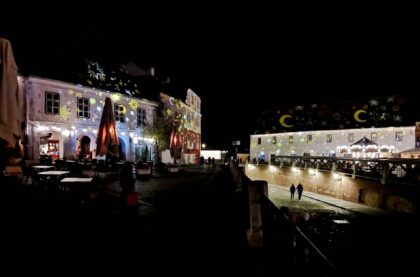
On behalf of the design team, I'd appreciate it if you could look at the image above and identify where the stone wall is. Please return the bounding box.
[245,164,418,213]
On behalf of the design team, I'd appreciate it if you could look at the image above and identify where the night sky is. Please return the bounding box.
[1,10,418,151]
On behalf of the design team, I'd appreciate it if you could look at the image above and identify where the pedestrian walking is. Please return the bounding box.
[297,183,304,200]
[290,184,296,199]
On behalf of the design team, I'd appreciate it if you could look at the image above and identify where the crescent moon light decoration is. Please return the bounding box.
[279,114,293,128]
[354,110,367,123]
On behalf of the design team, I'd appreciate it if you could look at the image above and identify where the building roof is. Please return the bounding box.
[351,136,379,147]
[17,55,165,102]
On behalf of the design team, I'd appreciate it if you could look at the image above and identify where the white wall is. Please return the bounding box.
[24,76,158,161]
[161,150,172,164]
[200,150,221,160]
[250,126,416,161]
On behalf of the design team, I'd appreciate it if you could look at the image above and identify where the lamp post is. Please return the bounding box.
[309,168,317,192]
[292,166,299,184]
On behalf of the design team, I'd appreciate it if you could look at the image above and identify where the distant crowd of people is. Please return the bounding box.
[199,156,215,166]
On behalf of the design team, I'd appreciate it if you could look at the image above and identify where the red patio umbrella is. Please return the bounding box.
[0,38,23,146]
[96,97,119,157]
[169,127,182,164]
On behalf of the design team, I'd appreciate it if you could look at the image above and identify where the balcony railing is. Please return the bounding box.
[250,155,420,185]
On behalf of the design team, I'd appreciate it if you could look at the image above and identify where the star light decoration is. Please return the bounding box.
[393,115,402,122]
[60,105,71,121]
[87,61,106,81]
[110,93,121,102]
[129,99,139,110]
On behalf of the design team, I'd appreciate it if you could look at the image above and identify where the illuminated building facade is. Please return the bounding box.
[21,76,158,161]
[250,125,418,162]
[160,89,201,164]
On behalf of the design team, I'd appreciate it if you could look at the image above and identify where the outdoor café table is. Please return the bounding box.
[38,170,70,176]
[31,166,55,183]
[60,177,93,201]
[37,171,70,191]
[60,177,93,183]
[32,165,55,172]
[37,170,70,181]
[115,161,126,168]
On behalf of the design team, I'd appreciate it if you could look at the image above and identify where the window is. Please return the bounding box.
[326,134,332,143]
[272,137,276,144]
[137,108,147,126]
[306,134,312,143]
[115,104,125,123]
[45,91,60,114]
[395,131,403,141]
[371,132,377,141]
[289,135,294,144]
[77,97,90,118]
[257,138,261,145]
[348,133,354,142]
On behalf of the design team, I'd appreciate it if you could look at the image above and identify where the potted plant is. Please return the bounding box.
[136,160,151,177]
[167,163,179,173]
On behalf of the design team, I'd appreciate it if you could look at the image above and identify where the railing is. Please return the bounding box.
[288,213,336,276]
[250,155,420,185]
[261,194,336,276]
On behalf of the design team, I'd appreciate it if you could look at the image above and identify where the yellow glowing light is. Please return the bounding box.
[129,99,139,110]
[279,114,293,128]
[89,98,96,105]
[76,92,82,98]
[117,105,127,115]
[354,110,367,123]
[110,93,121,102]
[68,90,74,95]
[60,106,71,121]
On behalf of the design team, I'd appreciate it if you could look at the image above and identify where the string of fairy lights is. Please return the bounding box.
[250,126,413,158]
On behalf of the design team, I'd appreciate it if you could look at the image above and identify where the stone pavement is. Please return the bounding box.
[268,183,387,216]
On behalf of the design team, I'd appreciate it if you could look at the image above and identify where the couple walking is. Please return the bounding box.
[290,183,303,200]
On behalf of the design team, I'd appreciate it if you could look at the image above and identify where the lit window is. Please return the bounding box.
[289,136,294,144]
[77,97,90,119]
[137,108,147,126]
[395,131,403,141]
[45,91,60,114]
[272,137,276,144]
[327,134,332,143]
[115,104,125,123]
[371,132,377,141]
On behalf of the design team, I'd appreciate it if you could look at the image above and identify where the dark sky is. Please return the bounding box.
[1,10,418,150]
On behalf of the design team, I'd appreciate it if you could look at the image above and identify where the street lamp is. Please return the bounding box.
[201,143,206,149]
[292,166,299,183]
